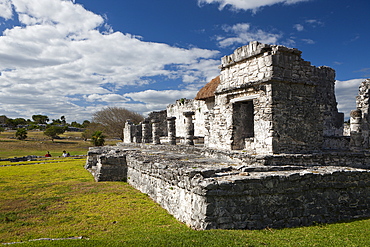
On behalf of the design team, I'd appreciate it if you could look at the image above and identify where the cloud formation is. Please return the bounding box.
[216,23,281,47]
[0,0,220,122]
[294,24,304,31]
[335,78,365,118]
[198,0,309,12]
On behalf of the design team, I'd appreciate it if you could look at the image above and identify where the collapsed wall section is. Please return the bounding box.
[167,98,210,138]
[355,79,370,148]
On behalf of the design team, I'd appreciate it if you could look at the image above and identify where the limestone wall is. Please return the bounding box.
[123,122,142,144]
[167,98,213,138]
[202,168,370,229]
[355,79,370,148]
[205,84,274,153]
[148,110,168,137]
[86,145,370,230]
[206,41,344,154]
[271,81,322,153]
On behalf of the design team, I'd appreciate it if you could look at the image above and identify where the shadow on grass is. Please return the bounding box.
[0,139,18,143]
[51,141,80,145]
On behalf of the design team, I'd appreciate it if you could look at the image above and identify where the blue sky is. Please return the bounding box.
[0,0,369,122]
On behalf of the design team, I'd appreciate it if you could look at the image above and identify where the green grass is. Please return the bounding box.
[0,131,119,158]
[0,142,370,246]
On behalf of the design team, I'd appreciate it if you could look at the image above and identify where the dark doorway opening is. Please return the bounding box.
[232,101,254,150]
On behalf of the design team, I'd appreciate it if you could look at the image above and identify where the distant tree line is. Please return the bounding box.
[0,114,91,142]
[0,114,90,130]
[0,107,144,145]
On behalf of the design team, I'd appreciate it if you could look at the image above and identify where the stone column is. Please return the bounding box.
[151,119,160,145]
[142,119,151,143]
[350,109,363,150]
[133,124,142,143]
[183,111,195,145]
[123,119,133,143]
[167,117,176,145]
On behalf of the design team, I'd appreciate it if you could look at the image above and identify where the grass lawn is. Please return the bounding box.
[0,136,369,246]
[0,131,119,158]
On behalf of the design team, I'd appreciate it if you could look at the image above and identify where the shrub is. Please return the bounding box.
[44,125,66,141]
[91,131,105,146]
[15,128,28,140]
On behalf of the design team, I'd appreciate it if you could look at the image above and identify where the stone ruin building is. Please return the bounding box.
[86,42,370,230]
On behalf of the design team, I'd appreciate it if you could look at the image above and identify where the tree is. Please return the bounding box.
[81,122,104,141]
[6,118,27,129]
[70,121,83,128]
[92,106,143,140]
[32,115,49,124]
[15,128,27,140]
[91,131,105,146]
[0,115,8,124]
[82,120,90,128]
[44,125,66,142]
[61,116,66,125]
[51,119,62,125]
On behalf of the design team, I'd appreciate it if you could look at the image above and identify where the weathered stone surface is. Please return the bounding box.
[86,144,370,230]
[354,79,370,148]
[86,43,370,231]
[205,41,343,154]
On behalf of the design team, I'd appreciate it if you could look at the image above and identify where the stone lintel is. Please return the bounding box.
[230,94,259,103]
[183,111,195,117]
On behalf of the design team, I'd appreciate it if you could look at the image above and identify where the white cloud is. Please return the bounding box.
[301,38,315,44]
[217,23,281,47]
[84,94,130,103]
[0,0,220,122]
[294,24,304,31]
[198,0,309,12]
[0,0,13,19]
[335,78,365,118]
[305,19,323,26]
[125,89,197,105]
[124,89,199,116]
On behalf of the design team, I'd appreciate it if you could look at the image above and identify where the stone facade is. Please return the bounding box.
[86,42,370,231]
[167,98,211,138]
[353,79,370,149]
[86,144,370,230]
[205,41,343,154]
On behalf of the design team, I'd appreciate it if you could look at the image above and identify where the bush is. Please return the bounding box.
[44,125,66,141]
[15,128,27,140]
[91,131,105,146]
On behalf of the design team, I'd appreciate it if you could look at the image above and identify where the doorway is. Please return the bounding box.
[232,100,254,150]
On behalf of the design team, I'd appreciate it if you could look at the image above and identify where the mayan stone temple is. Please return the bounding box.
[86,41,370,230]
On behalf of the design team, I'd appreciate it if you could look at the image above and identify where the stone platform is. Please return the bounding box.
[85,143,370,230]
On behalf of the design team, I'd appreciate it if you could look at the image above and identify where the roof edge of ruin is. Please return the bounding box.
[220,41,302,69]
[195,76,221,100]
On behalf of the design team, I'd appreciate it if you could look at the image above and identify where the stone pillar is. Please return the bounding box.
[142,119,151,143]
[350,109,363,150]
[123,119,131,143]
[356,79,370,149]
[151,119,160,145]
[183,111,195,145]
[123,119,133,143]
[133,124,142,143]
[167,117,176,145]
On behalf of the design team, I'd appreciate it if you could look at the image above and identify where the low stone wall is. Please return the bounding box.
[85,144,370,230]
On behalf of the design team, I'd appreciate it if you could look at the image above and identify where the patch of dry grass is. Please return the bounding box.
[0,131,119,158]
